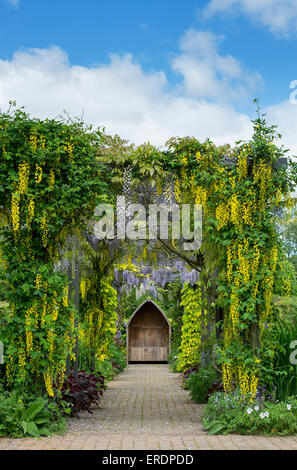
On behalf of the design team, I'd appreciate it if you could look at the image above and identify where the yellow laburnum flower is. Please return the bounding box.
[49,169,55,191]
[44,369,54,397]
[216,202,229,230]
[27,197,35,227]
[18,162,30,195]
[29,131,38,152]
[40,212,48,247]
[62,285,68,307]
[11,193,20,232]
[35,164,42,183]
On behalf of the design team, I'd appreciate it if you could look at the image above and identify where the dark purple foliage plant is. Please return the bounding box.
[61,371,104,416]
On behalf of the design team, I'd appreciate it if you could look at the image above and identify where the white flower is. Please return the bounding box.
[254,406,259,411]
[287,404,292,410]
[247,408,253,415]
[260,410,269,419]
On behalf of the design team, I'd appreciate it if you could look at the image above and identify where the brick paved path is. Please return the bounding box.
[1,364,297,450]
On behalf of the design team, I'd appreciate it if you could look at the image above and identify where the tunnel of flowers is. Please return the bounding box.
[1,103,297,437]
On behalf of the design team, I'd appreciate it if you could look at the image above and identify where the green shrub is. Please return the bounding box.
[168,343,179,372]
[185,365,217,403]
[96,359,116,382]
[88,342,127,383]
[261,317,297,401]
[203,391,297,436]
[109,343,127,372]
[0,391,69,437]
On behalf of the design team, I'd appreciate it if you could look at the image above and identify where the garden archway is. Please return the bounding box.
[127,299,171,363]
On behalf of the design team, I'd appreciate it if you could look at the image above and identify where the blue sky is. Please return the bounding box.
[0,0,297,152]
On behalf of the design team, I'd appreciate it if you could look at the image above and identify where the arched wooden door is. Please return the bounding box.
[127,299,171,362]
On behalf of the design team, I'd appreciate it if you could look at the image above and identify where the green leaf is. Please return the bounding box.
[20,421,27,435]
[23,400,45,421]
[207,423,226,435]
[34,416,51,424]
[25,421,40,437]
[37,426,51,436]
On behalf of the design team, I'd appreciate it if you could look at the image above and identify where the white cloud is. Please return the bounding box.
[266,99,297,155]
[0,31,259,148]
[203,0,297,35]
[1,36,294,156]
[171,29,262,102]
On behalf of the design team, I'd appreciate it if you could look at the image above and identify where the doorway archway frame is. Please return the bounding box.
[126,298,171,362]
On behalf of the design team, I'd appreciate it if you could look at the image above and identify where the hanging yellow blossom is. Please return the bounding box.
[44,369,54,397]
[216,202,229,230]
[25,309,33,354]
[56,362,66,390]
[51,298,59,321]
[47,329,54,359]
[195,186,207,206]
[11,193,20,232]
[236,150,248,179]
[252,281,259,298]
[49,169,55,191]
[250,373,259,400]
[35,164,43,183]
[6,355,14,384]
[35,273,42,289]
[230,290,239,333]
[242,200,254,226]
[251,244,260,276]
[229,194,241,230]
[39,135,46,149]
[238,365,250,398]
[18,162,30,194]
[238,365,259,402]
[62,285,68,307]
[237,240,250,285]
[271,245,278,272]
[224,321,233,348]
[80,279,86,300]
[27,197,35,227]
[41,294,47,325]
[222,363,233,393]
[181,154,188,166]
[18,346,26,379]
[10,303,15,317]
[226,245,233,284]
[196,151,202,162]
[40,212,48,247]
[29,131,38,152]
[65,139,74,161]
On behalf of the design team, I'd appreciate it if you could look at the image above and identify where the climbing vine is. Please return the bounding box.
[81,277,118,366]
[165,111,297,395]
[0,107,102,396]
[177,282,203,372]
